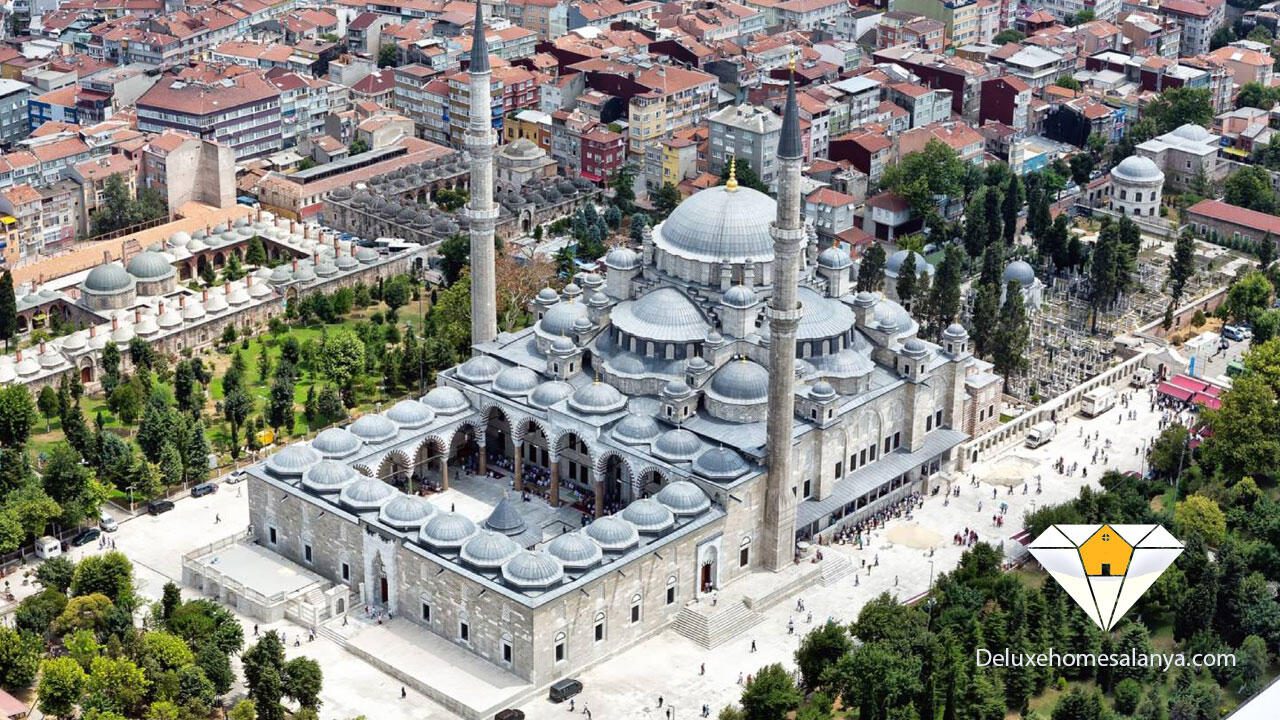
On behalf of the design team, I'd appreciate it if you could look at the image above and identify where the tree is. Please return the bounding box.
[0,271,15,350]
[895,252,919,308]
[1055,75,1081,92]
[1145,87,1214,134]
[1174,494,1227,545]
[161,582,181,620]
[993,29,1024,43]
[993,281,1029,383]
[183,419,210,485]
[1253,309,1280,343]
[739,663,802,720]
[1224,270,1274,324]
[282,656,323,709]
[90,175,141,236]
[1236,82,1279,111]
[970,282,1001,358]
[1051,687,1102,720]
[1001,173,1021,246]
[882,140,965,225]
[71,551,134,607]
[653,182,681,218]
[610,164,636,213]
[243,633,287,720]
[0,385,36,449]
[795,621,852,690]
[43,443,101,527]
[36,556,76,593]
[195,642,235,696]
[376,44,398,68]
[1235,634,1269,695]
[246,236,267,266]
[318,330,366,393]
[223,388,252,459]
[963,188,988,258]
[718,158,768,193]
[927,245,964,333]
[84,655,149,717]
[382,275,412,319]
[438,233,470,285]
[1068,153,1093,187]
[0,626,42,689]
[38,657,87,719]
[856,244,886,292]
[107,383,141,426]
[823,640,922,720]
[348,137,370,156]
[228,699,258,720]
[1225,165,1277,213]
[1169,232,1196,305]
[267,375,294,436]
[35,384,58,432]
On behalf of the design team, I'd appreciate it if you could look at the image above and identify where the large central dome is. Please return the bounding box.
[655,185,777,262]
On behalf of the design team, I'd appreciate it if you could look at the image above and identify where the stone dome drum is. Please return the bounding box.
[656,480,711,516]
[386,399,435,429]
[349,414,398,444]
[302,460,358,493]
[621,498,675,534]
[538,301,589,336]
[656,185,777,262]
[502,551,564,589]
[547,532,603,569]
[267,444,320,478]
[722,285,758,308]
[605,245,640,270]
[379,494,436,529]
[339,477,397,511]
[461,531,520,570]
[420,512,478,550]
[585,516,639,552]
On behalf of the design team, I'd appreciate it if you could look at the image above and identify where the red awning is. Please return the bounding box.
[1157,382,1193,402]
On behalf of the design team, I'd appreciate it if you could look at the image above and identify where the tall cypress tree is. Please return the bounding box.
[984,184,1003,251]
[856,244,887,292]
[896,252,919,308]
[993,281,1030,386]
[0,271,16,351]
[1001,173,1021,246]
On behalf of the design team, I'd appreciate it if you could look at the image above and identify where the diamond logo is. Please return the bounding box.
[1028,524,1183,630]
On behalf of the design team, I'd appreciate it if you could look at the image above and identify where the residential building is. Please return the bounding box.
[136,69,282,160]
[643,136,699,193]
[504,109,552,152]
[878,12,946,51]
[804,186,859,242]
[139,131,236,212]
[1041,0,1121,22]
[0,80,30,146]
[501,0,569,41]
[885,83,952,128]
[979,76,1031,132]
[829,130,892,184]
[580,126,626,182]
[1207,42,1274,87]
[623,64,718,156]
[1118,11,1181,59]
[0,184,41,258]
[708,104,781,188]
[892,0,982,47]
[1000,45,1066,92]
[1159,0,1225,57]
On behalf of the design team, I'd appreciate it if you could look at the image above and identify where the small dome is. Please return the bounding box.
[38,346,62,368]
[484,497,527,535]
[655,480,711,516]
[169,231,191,247]
[16,357,38,376]
[612,414,662,444]
[585,516,639,552]
[379,494,436,529]
[687,356,709,371]
[312,427,362,458]
[654,428,702,462]
[530,380,573,409]
[302,460,358,493]
[1111,155,1163,183]
[181,299,205,321]
[902,338,929,357]
[546,532,603,569]
[722,284,758,308]
[461,531,520,569]
[339,477,397,511]
[707,359,768,403]
[1003,260,1036,287]
[159,307,183,328]
[885,250,932,277]
[563,282,582,296]
[83,263,134,293]
[692,447,750,481]
[536,287,559,303]
[621,498,675,533]
[663,379,692,397]
[502,550,564,589]
[568,381,626,415]
[267,444,321,478]
[457,355,503,384]
[539,300,589,335]
[126,251,175,280]
[356,246,379,263]
[605,245,639,270]
[817,246,852,269]
[349,414,398,443]
[421,512,478,549]
[810,381,837,400]
[943,322,968,340]
[1170,123,1212,142]
[550,335,576,354]
[270,265,293,284]
[587,291,609,307]
[423,386,469,414]
[61,332,86,352]
[205,294,228,313]
[386,399,435,429]
[492,366,540,397]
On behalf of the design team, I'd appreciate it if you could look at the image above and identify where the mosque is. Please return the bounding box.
[240,6,1005,693]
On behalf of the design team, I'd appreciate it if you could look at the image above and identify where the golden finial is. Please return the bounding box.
[789,53,797,73]
[726,155,739,192]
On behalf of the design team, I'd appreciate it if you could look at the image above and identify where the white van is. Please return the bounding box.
[34,535,61,559]
[1081,386,1117,418]
[1026,421,1057,448]
[99,511,118,533]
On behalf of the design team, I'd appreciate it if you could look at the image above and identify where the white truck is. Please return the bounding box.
[1026,421,1057,448]
[1130,367,1153,387]
[1081,386,1117,418]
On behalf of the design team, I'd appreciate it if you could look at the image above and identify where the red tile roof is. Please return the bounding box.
[1187,199,1280,235]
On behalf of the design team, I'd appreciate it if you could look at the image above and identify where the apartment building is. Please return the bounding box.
[136,70,282,160]
[624,64,718,156]
[893,0,981,47]
[501,0,569,41]
[0,80,30,146]
[707,104,781,188]
[1159,0,1225,56]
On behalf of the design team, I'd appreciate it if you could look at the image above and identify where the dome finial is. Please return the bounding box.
[726,155,739,192]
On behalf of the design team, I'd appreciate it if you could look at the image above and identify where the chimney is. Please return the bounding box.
[292,259,298,272]
[134,309,141,324]
[291,219,298,234]
[89,325,97,338]
[15,350,21,361]
[202,289,209,302]
[38,341,45,354]
[112,317,119,330]
[304,224,310,239]
[103,250,111,264]
[225,281,232,294]
[179,295,186,308]
[246,275,253,287]
[256,207,262,222]
[158,302,165,314]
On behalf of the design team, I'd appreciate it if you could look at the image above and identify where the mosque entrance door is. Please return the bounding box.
[380,577,389,604]
[700,563,712,592]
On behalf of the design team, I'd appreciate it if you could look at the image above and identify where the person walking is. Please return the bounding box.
[700,662,705,676]
[750,640,756,653]
[658,696,664,708]
[400,687,406,699]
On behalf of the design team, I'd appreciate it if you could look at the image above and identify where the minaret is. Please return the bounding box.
[466,1,498,348]
[760,62,805,572]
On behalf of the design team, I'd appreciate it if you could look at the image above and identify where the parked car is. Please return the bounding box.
[548,679,582,703]
[99,510,118,532]
[70,528,101,547]
[225,469,246,484]
[192,482,218,497]
[1223,325,1248,342]
[494,710,525,720]
[147,499,175,515]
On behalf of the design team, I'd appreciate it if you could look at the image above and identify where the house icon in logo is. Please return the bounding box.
[1080,524,1133,578]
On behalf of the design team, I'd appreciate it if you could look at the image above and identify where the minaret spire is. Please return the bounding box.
[466,0,497,348]
[761,61,805,572]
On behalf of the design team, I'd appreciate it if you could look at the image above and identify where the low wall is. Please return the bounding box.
[1132,286,1229,341]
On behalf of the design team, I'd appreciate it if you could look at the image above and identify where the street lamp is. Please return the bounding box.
[126,484,136,513]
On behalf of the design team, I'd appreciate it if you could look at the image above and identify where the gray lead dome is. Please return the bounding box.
[379,494,436,529]
[693,447,751,481]
[621,498,675,534]
[585,516,639,552]
[502,551,564,589]
[421,512,478,549]
[339,477,397,511]
[423,387,469,414]
[349,414,398,444]
[461,531,520,570]
[707,359,769,402]
[655,480,711,516]
[312,427,362,458]
[267,444,321,478]
[546,532,603,569]
[657,185,777,262]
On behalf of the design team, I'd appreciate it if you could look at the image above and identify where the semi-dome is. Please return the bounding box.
[585,516,639,552]
[546,532,603,569]
[126,251,175,279]
[530,380,573,409]
[386,399,435,429]
[457,355,502,384]
[339,477,397,511]
[267,444,321,478]
[538,300,589,335]
[312,427,362,458]
[1003,260,1036,287]
[653,428,702,462]
[423,386,469,414]
[379,494,435,529]
[612,413,662,444]
[605,245,640,270]
[461,531,520,569]
[349,414,398,443]
[502,550,564,589]
[656,480,712,516]
[692,447,751,481]
[484,497,527,535]
[658,185,777,262]
[420,512,477,549]
[621,498,675,533]
[568,381,626,414]
[302,460,358,492]
[612,287,710,343]
[83,263,134,293]
[707,359,768,402]
[817,246,852,269]
[722,285,758,308]
[1111,155,1163,183]
[885,250,933,278]
[492,366,540,397]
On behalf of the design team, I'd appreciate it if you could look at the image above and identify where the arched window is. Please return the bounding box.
[593,612,605,642]
[554,631,566,663]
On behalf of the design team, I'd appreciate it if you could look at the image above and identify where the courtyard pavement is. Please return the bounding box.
[1,387,1189,720]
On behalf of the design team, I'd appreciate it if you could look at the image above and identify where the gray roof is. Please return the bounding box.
[485,497,527,535]
[493,366,540,397]
[457,355,502,384]
[469,0,489,73]
[568,381,627,414]
[530,380,574,409]
[653,428,704,462]
[1111,155,1163,183]
[611,287,710,343]
[539,300,589,335]
[423,386,470,414]
[83,263,134,294]
[779,73,803,159]
[1003,260,1036,287]
[502,551,564,588]
[585,515,639,552]
[655,185,777,263]
[386,399,436,429]
[379,494,435,528]
[612,413,663,444]
[266,444,320,478]
[691,446,751,481]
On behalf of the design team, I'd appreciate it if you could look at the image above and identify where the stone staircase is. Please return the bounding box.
[674,598,763,649]
[819,553,853,586]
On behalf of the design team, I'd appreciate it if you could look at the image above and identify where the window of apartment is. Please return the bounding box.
[630,594,642,624]
[303,544,312,563]
[268,526,277,545]
[341,562,350,581]
[459,622,470,643]
[594,612,606,642]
